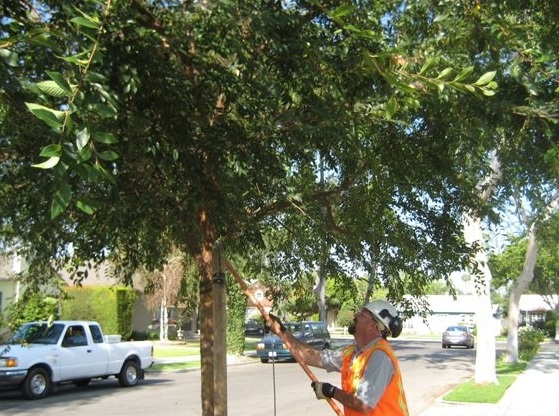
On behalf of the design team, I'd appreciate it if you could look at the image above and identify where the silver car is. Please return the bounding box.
[441,325,474,349]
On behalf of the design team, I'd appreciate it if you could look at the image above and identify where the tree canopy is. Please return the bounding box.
[2,0,559,412]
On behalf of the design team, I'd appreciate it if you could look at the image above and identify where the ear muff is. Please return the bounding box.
[389,316,403,338]
[379,308,403,338]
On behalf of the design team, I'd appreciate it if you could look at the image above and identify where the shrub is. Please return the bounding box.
[518,326,546,361]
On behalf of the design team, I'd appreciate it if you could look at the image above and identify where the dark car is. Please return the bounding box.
[244,320,264,336]
[256,321,331,363]
[442,325,474,349]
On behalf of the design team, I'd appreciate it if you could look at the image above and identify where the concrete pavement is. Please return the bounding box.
[419,341,559,416]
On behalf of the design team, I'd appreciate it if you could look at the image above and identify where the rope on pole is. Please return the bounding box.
[224,258,344,416]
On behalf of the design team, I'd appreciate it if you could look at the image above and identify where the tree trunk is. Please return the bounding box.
[196,208,220,416]
[314,267,327,322]
[212,243,227,416]
[505,222,538,363]
[463,213,498,385]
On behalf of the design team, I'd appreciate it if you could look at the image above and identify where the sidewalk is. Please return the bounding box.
[419,341,559,416]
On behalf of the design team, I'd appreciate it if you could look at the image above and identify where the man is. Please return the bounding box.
[268,299,409,416]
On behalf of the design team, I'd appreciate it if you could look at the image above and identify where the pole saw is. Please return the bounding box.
[224,258,344,416]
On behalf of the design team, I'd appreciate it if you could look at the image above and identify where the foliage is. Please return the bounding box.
[60,286,136,338]
[2,1,559,411]
[226,272,247,355]
[1,0,505,303]
[0,291,60,331]
[518,326,546,361]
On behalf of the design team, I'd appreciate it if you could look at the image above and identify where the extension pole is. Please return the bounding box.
[224,259,344,416]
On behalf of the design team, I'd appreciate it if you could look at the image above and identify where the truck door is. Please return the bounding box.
[87,324,110,376]
[58,325,92,380]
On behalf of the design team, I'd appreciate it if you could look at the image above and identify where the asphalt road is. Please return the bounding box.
[0,339,478,416]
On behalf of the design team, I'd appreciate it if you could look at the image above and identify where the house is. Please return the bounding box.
[0,253,23,314]
[518,294,559,325]
[403,295,501,335]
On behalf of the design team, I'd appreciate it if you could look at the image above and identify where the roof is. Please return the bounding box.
[518,294,559,311]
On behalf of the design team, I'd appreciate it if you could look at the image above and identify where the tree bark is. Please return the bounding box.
[197,208,218,416]
[463,213,498,385]
[505,222,538,363]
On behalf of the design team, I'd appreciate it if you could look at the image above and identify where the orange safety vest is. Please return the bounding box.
[340,339,409,416]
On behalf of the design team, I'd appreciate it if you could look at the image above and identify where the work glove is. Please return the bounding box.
[266,313,286,334]
[311,381,337,400]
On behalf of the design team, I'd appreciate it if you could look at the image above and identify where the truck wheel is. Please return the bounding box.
[21,367,50,400]
[118,360,140,387]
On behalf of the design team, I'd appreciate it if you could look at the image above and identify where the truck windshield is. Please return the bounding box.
[11,323,65,345]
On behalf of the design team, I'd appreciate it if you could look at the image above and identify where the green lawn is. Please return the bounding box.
[148,361,201,372]
[442,360,527,403]
[153,344,200,358]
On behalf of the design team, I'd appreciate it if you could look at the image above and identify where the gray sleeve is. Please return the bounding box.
[356,350,394,409]
[319,349,343,373]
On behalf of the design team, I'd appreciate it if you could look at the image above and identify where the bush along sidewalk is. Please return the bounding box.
[443,327,546,404]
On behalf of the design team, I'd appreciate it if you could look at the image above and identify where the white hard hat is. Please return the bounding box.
[363,299,403,338]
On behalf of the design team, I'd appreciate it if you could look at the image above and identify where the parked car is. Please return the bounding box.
[244,320,264,336]
[256,321,331,363]
[442,325,474,349]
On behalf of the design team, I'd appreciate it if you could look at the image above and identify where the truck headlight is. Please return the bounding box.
[0,357,18,368]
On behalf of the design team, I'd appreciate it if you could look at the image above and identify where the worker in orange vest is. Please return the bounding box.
[268,299,409,416]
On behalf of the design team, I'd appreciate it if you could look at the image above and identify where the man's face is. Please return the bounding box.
[348,308,377,335]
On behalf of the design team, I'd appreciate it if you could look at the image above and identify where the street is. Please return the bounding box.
[0,339,477,416]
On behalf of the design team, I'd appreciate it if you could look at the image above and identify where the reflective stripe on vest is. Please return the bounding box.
[340,340,409,416]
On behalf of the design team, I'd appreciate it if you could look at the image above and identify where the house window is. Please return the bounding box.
[254,290,264,301]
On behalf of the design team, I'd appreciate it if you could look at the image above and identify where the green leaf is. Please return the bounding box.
[77,146,93,162]
[474,71,496,86]
[97,150,119,161]
[75,128,90,151]
[90,103,117,118]
[46,71,73,95]
[0,48,19,67]
[419,58,435,75]
[70,16,100,29]
[25,103,66,129]
[453,66,474,83]
[76,198,98,215]
[436,67,453,80]
[385,97,398,119]
[433,14,448,23]
[37,80,69,97]
[51,184,72,219]
[32,156,60,169]
[93,132,119,144]
[39,144,62,158]
[330,4,355,19]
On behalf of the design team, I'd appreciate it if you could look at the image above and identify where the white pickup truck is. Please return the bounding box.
[0,320,154,399]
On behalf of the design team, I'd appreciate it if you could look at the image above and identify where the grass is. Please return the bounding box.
[148,337,261,372]
[148,361,201,372]
[442,360,528,403]
[153,344,200,358]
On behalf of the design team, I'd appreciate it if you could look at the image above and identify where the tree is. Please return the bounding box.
[4,0,558,413]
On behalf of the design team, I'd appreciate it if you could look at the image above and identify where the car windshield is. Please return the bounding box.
[447,326,467,332]
[10,323,65,345]
[286,323,302,333]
